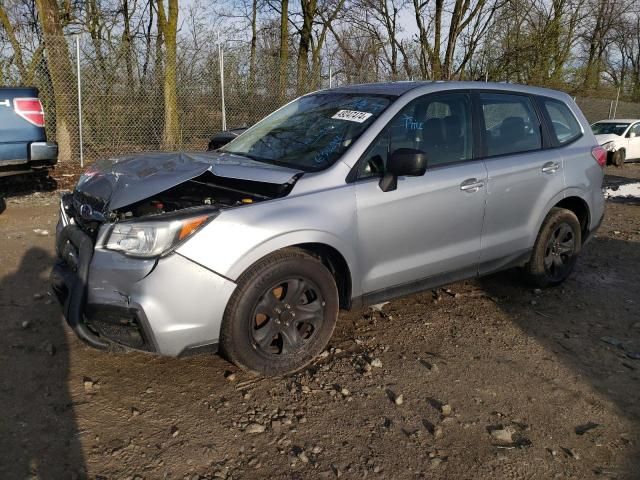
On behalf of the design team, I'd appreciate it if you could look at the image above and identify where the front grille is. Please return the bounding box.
[85,306,155,352]
[68,191,106,237]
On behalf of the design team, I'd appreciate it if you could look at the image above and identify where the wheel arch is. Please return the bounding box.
[554,195,590,239]
[213,230,360,309]
[290,243,353,310]
[529,190,592,249]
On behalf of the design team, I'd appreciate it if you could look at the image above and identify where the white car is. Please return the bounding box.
[591,119,640,166]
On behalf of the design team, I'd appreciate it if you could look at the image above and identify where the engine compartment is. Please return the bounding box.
[114,171,293,220]
[117,180,254,219]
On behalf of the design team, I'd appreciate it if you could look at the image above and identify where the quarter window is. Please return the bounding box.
[542,98,582,145]
[357,93,473,179]
[480,93,542,157]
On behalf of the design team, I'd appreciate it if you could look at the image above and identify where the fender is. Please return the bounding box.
[176,182,361,294]
[223,229,360,293]
[529,186,590,247]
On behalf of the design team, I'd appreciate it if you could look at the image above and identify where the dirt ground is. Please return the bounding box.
[1,164,640,480]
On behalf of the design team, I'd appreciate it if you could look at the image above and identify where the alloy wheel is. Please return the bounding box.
[543,222,575,281]
[250,278,325,356]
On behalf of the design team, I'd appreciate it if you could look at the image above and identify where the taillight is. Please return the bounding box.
[13,97,45,127]
[591,145,606,168]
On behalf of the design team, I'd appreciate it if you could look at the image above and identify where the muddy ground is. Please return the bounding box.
[1,165,640,480]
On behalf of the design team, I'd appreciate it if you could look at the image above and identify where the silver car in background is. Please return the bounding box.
[52,82,606,375]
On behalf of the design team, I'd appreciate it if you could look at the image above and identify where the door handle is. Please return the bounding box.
[460,178,484,193]
[542,162,560,174]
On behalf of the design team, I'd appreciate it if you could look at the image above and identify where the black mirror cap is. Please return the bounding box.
[387,148,428,177]
[207,127,249,151]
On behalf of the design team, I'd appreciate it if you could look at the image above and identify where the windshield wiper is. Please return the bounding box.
[223,151,271,164]
[223,150,315,172]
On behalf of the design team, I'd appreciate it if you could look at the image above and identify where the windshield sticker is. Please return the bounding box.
[332,110,373,123]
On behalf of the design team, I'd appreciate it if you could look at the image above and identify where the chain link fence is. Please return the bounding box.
[2,34,640,166]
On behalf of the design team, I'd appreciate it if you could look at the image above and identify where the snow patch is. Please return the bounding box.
[370,302,390,312]
[605,182,640,199]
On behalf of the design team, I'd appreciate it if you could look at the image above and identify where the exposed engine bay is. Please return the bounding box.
[66,170,300,237]
[112,172,292,220]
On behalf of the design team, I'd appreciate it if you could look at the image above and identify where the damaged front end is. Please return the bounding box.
[51,151,303,353]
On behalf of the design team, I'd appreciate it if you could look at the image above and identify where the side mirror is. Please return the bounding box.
[207,127,249,150]
[379,148,428,192]
[629,131,637,138]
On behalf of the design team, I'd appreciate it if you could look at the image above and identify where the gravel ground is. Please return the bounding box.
[1,164,639,480]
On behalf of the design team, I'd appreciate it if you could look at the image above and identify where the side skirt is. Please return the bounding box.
[351,249,533,310]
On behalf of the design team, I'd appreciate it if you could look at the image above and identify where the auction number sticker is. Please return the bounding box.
[332,109,372,123]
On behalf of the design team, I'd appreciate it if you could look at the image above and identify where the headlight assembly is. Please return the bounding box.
[601,141,617,152]
[105,212,215,258]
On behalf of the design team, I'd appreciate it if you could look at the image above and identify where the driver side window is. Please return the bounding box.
[356,93,473,179]
[630,123,640,137]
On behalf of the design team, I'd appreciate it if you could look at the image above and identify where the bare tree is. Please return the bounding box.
[156,0,179,148]
[581,0,626,90]
[344,0,411,79]
[35,0,77,161]
[0,3,43,83]
[411,0,498,80]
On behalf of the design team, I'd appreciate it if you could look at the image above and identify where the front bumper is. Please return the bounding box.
[51,212,237,356]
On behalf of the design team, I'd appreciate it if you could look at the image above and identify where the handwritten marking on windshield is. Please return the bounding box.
[402,114,423,130]
[313,136,342,164]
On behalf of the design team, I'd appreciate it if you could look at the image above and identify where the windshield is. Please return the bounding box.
[591,122,630,136]
[220,93,393,172]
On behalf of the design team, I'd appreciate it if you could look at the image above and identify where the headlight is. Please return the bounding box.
[105,213,214,258]
[601,141,617,152]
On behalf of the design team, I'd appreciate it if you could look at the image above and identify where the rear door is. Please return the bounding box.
[353,91,487,295]
[477,92,565,273]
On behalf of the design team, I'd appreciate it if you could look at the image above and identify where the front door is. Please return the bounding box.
[626,122,640,160]
[353,92,487,295]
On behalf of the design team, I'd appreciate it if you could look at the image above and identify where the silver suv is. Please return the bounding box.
[52,82,606,375]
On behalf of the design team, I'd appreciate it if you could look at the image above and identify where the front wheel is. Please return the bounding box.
[523,208,582,288]
[612,149,626,167]
[220,248,339,376]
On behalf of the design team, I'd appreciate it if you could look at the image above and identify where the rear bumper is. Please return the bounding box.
[584,210,604,245]
[51,217,237,356]
[0,141,58,178]
[30,141,58,164]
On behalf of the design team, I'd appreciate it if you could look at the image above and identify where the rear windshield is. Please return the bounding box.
[221,93,393,172]
[591,122,630,136]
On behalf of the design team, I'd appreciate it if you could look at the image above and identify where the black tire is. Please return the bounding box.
[612,149,626,167]
[0,197,5,214]
[523,207,581,288]
[220,248,339,376]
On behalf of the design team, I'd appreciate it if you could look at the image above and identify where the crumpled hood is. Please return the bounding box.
[76,151,303,211]
[595,134,621,146]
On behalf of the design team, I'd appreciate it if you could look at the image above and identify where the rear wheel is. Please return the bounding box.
[523,208,581,288]
[220,248,339,376]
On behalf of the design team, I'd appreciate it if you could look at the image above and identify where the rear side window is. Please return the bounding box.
[480,93,542,157]
[542,98,582,145]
